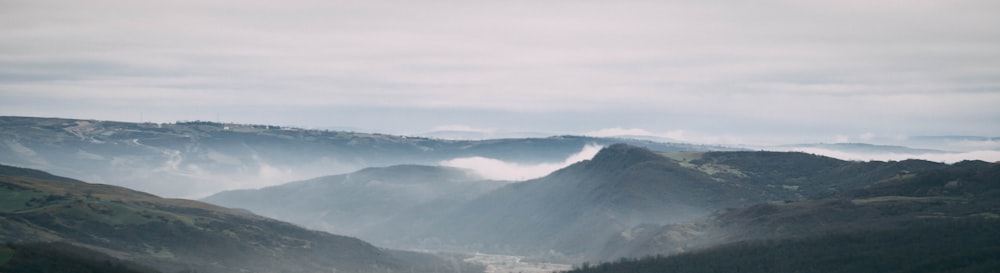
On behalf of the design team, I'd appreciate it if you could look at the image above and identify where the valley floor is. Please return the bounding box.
[464,253,571,273]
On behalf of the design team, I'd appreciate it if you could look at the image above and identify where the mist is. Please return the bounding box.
[783,148,1000,164]
[439,144,603,181]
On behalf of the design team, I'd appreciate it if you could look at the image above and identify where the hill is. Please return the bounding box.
[566,219,1000,273]
[0,116,719,197]
[367,144,948,260]
[204,165,504,240]
[0,242,162,273]
[599,159,1000,260]
[0,164,483,273]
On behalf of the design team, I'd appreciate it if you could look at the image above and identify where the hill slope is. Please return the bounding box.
[568,219,1000,273]
[602,160,1000,259]
[0,164,482,273]
[204,165,504,240]
[407,145,950,259]
[0,242,162,273]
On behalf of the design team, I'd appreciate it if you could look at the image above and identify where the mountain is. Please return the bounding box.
[600,159,1000,260]
[198,144,953,261]
[200,143,958,262]
[0,164,483,273]
[364,144,946,260]
[0,116,721,198]
[414,144,745,258]
[204,165,504,240]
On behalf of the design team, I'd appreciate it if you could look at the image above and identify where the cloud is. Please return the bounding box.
[586,128,686,141]
[1,0,999,139]
[429,124,495,134]
[440,144,603,181]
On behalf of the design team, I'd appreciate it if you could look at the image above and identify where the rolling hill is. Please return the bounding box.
[204,165,504,240]
[411,144,948,259]
[597,159,1000,262]
[0,164,483,273]
[200,144,954,262]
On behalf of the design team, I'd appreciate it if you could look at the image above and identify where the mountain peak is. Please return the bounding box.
[589,144,666,169]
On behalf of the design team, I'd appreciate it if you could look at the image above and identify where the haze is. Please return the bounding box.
[2,0,999,145]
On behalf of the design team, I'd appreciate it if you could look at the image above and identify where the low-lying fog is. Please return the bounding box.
[439,144,603,181]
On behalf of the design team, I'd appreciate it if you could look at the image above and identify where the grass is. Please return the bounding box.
[659,151,747,178]
[0,246,13,266]
[658,151,704,162]
[0,189,47,212]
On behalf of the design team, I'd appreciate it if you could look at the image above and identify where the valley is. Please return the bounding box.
[0,116,721,198]
[464,253,571,273]
[1,116,998,273]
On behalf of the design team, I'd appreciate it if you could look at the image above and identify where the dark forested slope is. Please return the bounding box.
[0,242,162,273]
[567,219,1000,273]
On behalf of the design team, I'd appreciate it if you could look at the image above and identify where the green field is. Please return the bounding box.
[0,246,14,266]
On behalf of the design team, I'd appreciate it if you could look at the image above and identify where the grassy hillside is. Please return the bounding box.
[204,165,505,242]
[0,164,483,273]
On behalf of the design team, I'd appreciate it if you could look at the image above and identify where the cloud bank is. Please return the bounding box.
[440,144,603,181]
[1,0,998,140]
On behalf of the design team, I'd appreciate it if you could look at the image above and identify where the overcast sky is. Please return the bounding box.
[2,0,999,145]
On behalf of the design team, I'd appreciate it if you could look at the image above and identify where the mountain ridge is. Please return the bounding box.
[0,116,725,198]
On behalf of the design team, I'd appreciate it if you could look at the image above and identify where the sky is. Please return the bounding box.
[2,0,999,146]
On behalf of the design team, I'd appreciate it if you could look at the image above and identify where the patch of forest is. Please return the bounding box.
[566,219,1000,273]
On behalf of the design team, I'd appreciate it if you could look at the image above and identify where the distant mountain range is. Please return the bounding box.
[0,164,482,273]
[0,116,725,198]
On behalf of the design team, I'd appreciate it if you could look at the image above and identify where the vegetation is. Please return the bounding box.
[3,116,998,273]
[567,219,1000,273]
[0,165,484,273]
[0,242,161,273]
[204,165,505,239]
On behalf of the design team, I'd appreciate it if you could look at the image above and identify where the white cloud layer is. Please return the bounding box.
[440,144,603,181]
[586,128,686,141]
[1,0,999,142]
